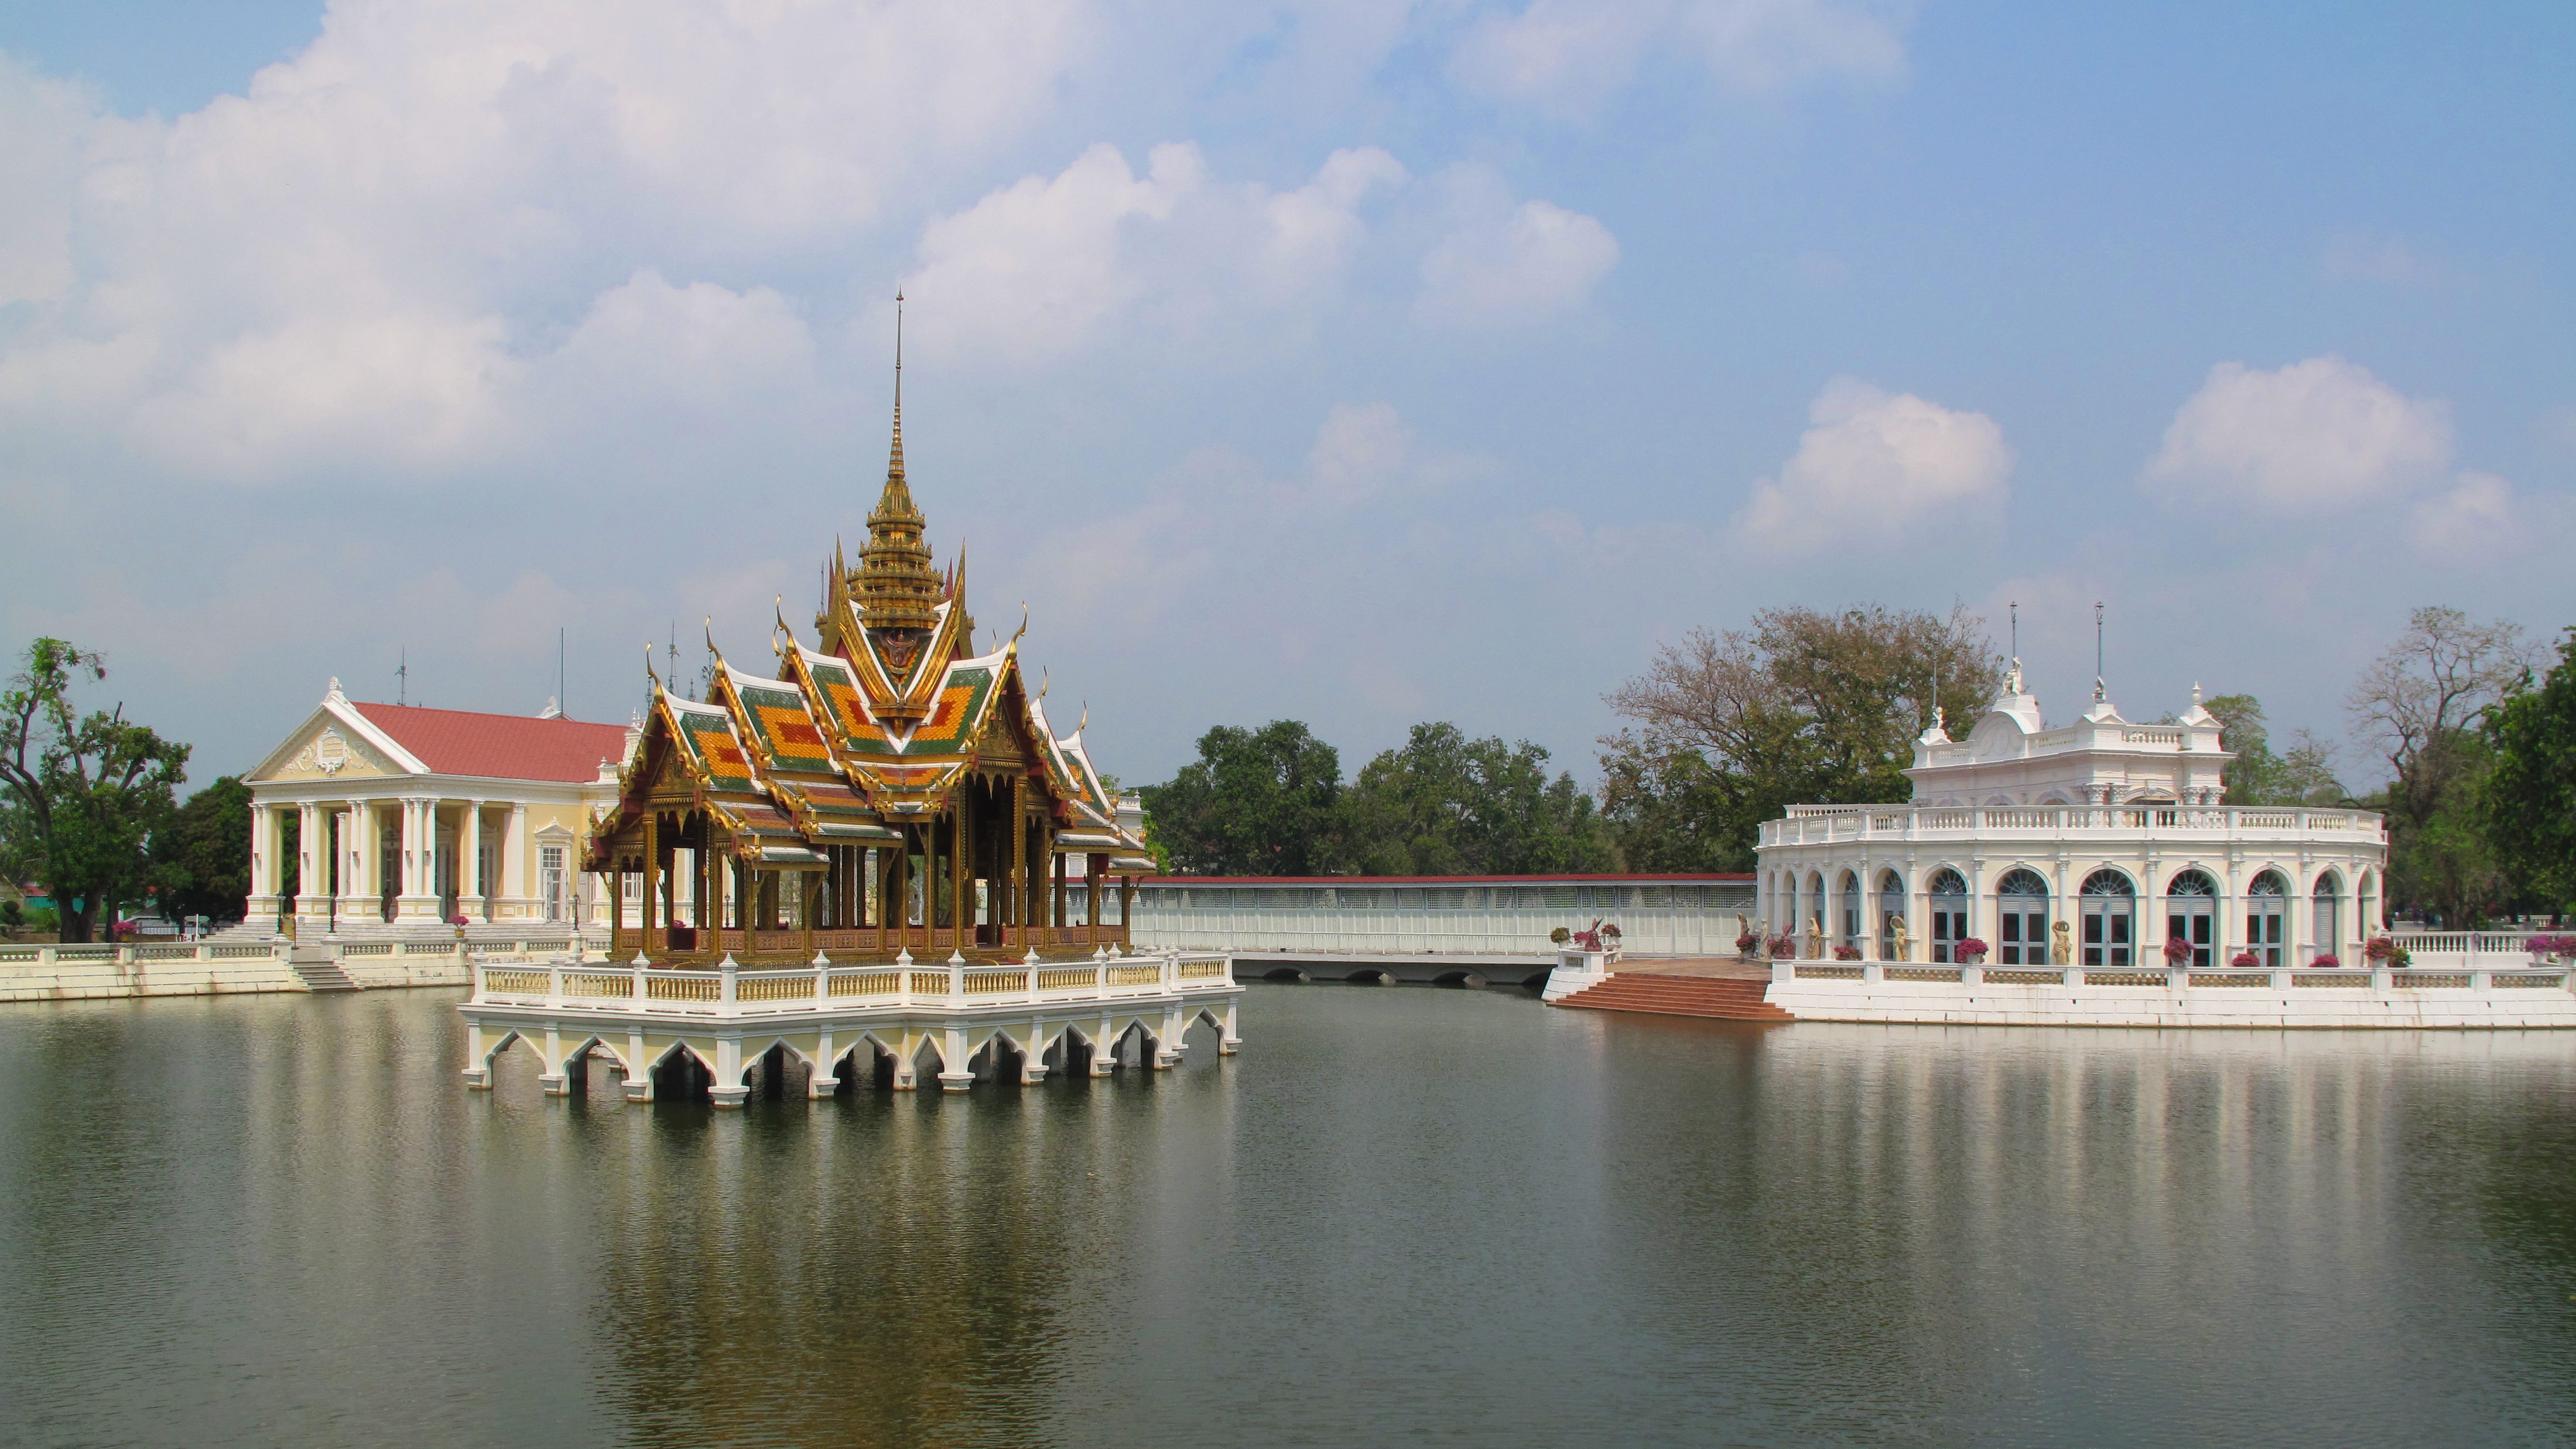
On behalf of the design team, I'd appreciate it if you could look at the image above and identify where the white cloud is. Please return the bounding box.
[1453,0,1909,114]
[2407,472,2516,555]
[1737,378,2012,549]
[1415,182,1620,327]
[905,142,1421,364]
[2142,356,2452,512]
[903,142,1207,365]
[0,0,1092,480]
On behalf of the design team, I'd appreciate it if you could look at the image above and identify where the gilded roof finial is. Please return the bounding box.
[856,288,939,634]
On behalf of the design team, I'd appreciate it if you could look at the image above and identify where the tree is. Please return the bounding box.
[2348,607,2536,924]
[1140,722,1345,876]
[2198,693,2344,805]
[2485,628,2576,915]
[152,776,253,926]
[0,639,192,942]
[1343,723,1613,876]
[1599,603,1997,870]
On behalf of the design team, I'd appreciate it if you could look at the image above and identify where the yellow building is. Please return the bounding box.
[244,682,637,937]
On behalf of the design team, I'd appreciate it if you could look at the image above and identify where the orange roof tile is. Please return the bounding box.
[351,703,627,782]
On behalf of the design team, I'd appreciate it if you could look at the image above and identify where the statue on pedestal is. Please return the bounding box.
[1735,913,1755,961]
[1804,918,1825,960]
[1888,913,1909,962]
[2051,919,2074,965]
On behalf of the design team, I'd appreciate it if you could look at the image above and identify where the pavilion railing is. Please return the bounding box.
[467,950,1236,1016]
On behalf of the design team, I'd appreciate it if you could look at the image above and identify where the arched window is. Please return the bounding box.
[1877,870,1904,959]
[2245,870,2288,969]
[2079,868,2134,968]
[1996,867,2050,965]
[2312,872,2342,965]
[1929,869,1968,963]
[1837,870,1862,950]
[2166,869,2217,969]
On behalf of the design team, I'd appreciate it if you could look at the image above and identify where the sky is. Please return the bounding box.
[1,0,2570,795]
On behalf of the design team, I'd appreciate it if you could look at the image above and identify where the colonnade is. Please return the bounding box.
[248,795,542,929]
[1754,855,2381,968]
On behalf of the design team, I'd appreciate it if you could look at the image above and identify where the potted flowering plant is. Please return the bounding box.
[1735,931,1761,959]
[2163,937,2195,967]
[448,912,470,942]
[1832,944,1862,961]
[2363,936,2409,967]
[1766,932,1796,959]
[2526,934,2575,963]
[1567,919,1620,954]
[2228,950,2260,969]
[2310,952,2341,969]
[1549,927,1572,946]
[1955,937,1989,964]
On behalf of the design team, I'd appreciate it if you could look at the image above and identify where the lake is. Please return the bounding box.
[2,983,2571,1447]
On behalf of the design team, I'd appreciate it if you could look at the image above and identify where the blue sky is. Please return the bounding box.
[1,1,2568,794]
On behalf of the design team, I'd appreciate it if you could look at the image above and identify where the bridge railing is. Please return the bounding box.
[469,949,1237,1016]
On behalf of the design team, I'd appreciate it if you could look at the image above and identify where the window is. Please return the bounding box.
[2165,869,2216,969]
[1929,869,1968,963]
[2246,871,2287,969]
[2079,869,2134,968]
[1838,870,1861,950]
[540,845,566,924]
[2312,873,2341,963]
[1996,867,2050,965]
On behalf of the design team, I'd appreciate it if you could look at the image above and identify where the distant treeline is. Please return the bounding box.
[1140,604,2576,927]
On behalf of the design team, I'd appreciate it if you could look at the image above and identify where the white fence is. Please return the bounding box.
[468,951,1236,1018]
[1129,880,1756,957]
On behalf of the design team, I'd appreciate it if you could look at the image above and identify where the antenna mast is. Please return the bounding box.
[2093,602,2106,703]
[397,647,408,706]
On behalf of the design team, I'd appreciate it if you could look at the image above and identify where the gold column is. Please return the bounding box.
[1008,774,1025,949]
[641,812,660,956]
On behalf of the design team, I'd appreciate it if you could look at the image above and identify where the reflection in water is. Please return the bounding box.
[0,988,2570,1448]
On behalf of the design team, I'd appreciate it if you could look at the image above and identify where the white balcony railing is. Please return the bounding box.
[467,950,1237,1017]
[1763,804,2386,847]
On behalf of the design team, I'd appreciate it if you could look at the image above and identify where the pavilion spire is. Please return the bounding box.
[856,289,939,635]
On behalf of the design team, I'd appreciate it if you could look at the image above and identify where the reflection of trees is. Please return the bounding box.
[2401,1089,2576,1360]
[592,1088,1097,1447]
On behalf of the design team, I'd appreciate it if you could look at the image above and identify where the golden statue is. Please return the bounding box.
[1887,913,1909,962]
[2050,919,2074,965]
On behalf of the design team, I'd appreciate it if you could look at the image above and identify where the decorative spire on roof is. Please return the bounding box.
[856,290,940,635]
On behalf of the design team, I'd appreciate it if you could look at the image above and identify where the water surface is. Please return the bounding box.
[2,985,2571,1447]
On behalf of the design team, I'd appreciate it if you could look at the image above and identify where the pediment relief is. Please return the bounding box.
[259,721,398,782]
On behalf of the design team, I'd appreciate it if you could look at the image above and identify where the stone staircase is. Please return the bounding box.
[288,954,362,993]
[1552,972,1795,1023]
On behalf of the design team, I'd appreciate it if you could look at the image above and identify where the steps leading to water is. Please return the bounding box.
[289,956,362,993]
[1553,973,1793,1023]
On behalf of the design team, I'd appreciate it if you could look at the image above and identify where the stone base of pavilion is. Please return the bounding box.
[457,946,1241,1106]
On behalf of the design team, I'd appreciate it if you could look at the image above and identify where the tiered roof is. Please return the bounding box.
[591,365,1148,870]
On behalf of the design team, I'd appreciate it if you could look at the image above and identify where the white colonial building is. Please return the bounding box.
[243,681,637,938]
[1753,665,2387,970]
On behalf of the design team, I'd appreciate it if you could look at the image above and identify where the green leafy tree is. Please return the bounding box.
[1140,722,1345,876]
[2485,627,2576,915]
[0,639,192,942]
[1599,603,1997,870]
[1343,722,1613,875]
[152,775,253,926]
[2198,693,2345,805]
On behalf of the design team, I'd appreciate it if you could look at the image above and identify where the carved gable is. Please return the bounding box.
[256,719,400,782]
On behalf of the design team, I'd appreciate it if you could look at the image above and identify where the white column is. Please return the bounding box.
[397,796,439,921]
[500,803,529,921]
[461,799,486,922]
[248,802,282,918]
[336,803,367,918]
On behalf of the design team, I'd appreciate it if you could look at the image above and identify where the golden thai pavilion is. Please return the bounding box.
[588,374,1153,966]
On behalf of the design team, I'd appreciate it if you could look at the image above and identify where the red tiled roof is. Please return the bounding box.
[351,703,628,782]
[1138,873,1753,886]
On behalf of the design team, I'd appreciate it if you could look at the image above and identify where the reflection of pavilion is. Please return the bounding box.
[1756,664,2386,969]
